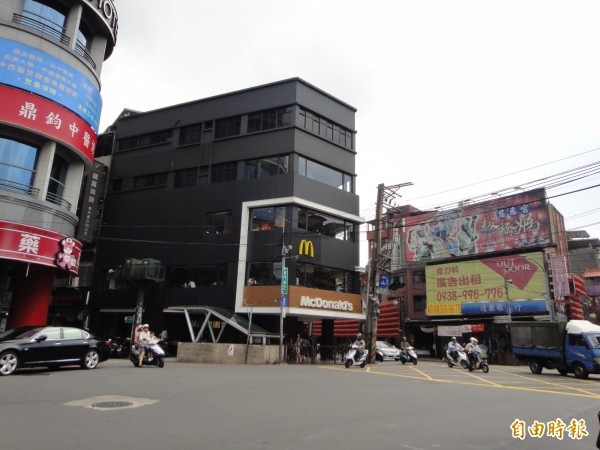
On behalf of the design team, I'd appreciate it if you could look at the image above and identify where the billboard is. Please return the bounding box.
[425,252,548,316]
[405,189,551,263]
[0,38,102,132]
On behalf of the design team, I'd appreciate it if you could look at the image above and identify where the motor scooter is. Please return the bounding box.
[465,351,489,373]
[446,349,469,369]
[398,346,418,365]
[130,339,165,368]
[344,345,368,368]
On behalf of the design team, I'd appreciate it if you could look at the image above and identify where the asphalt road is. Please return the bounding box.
[0,357,598,450]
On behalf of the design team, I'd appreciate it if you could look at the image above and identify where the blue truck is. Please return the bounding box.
[511,320,600,379]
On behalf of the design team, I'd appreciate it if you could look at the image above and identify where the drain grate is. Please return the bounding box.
[91,401,134,409]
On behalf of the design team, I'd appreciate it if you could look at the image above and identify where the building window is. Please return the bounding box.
[108,179,122,192]
[251,207,286,231]
[170,264,227,288]
[46,154,67,206]
[297,207,356,242]
[119,130,173,151]
[296,263,357,293]
[297,107,353,150]
[206,211,233,234]
[247,106,293,133]
[298,156,353,193]
[174,168,196,188]
[0,137,38,194]
[412,271,426,283]
[133,172,168,189]
[22,0,67,43]
[214,116,241,139]
[244,156,289,179]
[210,162,237,183]
[179,123,203,145]
[414,295,426,312]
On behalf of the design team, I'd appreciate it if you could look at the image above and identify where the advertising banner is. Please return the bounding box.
[0,220,81,274]
[0,84,96,164]
[405,189,550,263]
[0,38,102,131]
[425,252,548,316]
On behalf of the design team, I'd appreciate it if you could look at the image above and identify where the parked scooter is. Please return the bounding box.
[399,346,418,365]
[130,338,165,368]
[446,349,469,369]
[344,345,368,368]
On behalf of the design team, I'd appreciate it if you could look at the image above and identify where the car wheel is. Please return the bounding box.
[572,363,589,379]
[529,360,543,374]
[376,354,383,362]
[0,351,19,376]
[81,350,99,370]
[557,368,569,376]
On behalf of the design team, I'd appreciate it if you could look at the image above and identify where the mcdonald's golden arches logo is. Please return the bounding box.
[298,239,315,257]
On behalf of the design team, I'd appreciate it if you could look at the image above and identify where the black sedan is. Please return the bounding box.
[0,326,110,376]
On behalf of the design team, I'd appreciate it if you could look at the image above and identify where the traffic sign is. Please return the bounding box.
[281,295,288,307]
[124,315,134,324]
[281,267,288,294]
[379,275,389,289]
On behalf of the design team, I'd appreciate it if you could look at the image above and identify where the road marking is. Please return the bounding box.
[493,368,600,397]
[320,365,600,399]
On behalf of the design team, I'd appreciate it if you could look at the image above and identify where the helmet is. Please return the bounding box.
[451,336,457,341]
[143,324,149,328]
[470,337,478,344]
[401,337,407,341]
[356,333,363,340]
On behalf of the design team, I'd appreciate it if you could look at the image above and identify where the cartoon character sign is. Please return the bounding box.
[56,237,77,271]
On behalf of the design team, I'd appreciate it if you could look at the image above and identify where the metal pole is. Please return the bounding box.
[366,183,385,364]
[279,218,286,364]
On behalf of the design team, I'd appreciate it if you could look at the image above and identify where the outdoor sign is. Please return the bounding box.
[242,285,362,319]
[405,189,550,263]
[549,255,570,299]
[0,38,102,131]
[425,252,547,316]
[281,266,288,295]
[0,84,97,164]
[0,220,81,274]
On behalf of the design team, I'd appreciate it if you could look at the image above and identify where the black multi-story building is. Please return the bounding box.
[89,78,364,345]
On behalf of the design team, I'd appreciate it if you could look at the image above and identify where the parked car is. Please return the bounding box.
[376,341,401,362]
[0,326,110,376]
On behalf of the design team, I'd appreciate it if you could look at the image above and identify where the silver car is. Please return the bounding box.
[376,341,401,361]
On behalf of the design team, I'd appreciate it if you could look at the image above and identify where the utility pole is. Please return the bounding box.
[366,182,413,364]
[365,184,384,363]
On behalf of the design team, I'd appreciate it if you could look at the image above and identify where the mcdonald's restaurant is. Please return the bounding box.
[86,79,365,356]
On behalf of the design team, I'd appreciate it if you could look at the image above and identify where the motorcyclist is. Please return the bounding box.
[465,337,482,368]
[447,336,464,362]
[137,324,151,367]
[353,333,366,361]
[400,336,411,358]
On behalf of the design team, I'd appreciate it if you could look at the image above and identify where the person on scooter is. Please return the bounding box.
[465,337,481,368]
[353,333,366,361]
[400,336,411,359]
[447,336,464,362]
[137,324,151,367]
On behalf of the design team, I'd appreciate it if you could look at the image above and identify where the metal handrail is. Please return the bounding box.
[45,191,72,210]
[12,13,70,46]
[0,179,39,198]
